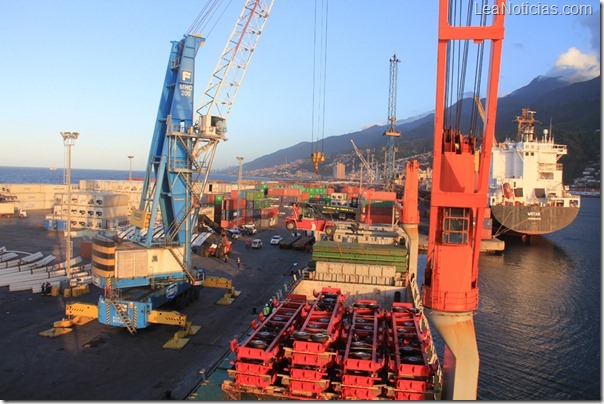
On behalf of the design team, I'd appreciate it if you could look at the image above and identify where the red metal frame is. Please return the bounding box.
[229,294,307,388]
[383,302,436,400]
[287,288,346,398]
[224,297,442,400]
[339,300,384,400]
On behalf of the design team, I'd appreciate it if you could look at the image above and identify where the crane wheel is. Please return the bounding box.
[310,333,329,343]
[285,221,295,231]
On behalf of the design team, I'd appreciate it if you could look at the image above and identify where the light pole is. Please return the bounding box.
[128,155,134,181]
[61,131,79,279]
[236,157,244,226]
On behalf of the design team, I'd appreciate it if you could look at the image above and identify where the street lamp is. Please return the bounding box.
[128,155,134,181]
[61,131,79,279]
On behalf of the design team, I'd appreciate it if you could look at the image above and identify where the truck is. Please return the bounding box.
[279,234,302,249]
[291,235,315,251]
[0,202,26,218]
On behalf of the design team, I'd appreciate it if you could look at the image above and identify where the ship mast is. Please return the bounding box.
[515,108,541,142]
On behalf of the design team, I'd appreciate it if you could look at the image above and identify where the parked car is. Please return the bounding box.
[270,235,283,245]
[229,229,242,239]
[251,239,263,249]
[242,224,257,235]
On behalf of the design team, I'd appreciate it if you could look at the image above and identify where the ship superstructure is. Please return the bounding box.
[489,108,581,235]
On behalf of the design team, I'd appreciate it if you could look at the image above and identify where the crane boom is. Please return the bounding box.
[350,139,376,184]
[195,0,274,143]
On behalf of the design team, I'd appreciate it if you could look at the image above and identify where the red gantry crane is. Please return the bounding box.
[422,0,506,399]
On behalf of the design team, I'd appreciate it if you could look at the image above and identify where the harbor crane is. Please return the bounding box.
[350,139,376,185]
[382,54,401,191]
[74,0,274,337]
[422,0,506,398]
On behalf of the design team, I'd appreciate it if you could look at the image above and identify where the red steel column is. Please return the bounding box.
[422,0,505,399]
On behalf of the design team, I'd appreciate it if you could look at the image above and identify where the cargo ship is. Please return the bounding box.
[488,109,581,236]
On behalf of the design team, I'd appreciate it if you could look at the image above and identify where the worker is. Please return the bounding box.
[237,257,241,270]
[224,254,228,264]
[262,303,270,316]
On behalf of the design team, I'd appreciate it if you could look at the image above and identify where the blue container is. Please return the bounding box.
[42,219,55,230]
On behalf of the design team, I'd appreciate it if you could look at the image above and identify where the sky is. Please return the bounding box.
[0,0,600,171]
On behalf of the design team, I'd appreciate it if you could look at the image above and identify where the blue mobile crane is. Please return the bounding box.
[60,1,274,340]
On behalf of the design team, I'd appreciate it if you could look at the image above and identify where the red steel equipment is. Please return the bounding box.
[285,203,336,238]
[422,0,506,399]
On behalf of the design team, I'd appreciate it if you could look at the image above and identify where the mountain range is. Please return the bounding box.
[224,75,601,183]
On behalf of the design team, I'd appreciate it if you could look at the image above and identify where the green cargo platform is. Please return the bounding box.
[311,240,408,274]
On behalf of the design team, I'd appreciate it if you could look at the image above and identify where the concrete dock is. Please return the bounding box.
[0,210,311,400]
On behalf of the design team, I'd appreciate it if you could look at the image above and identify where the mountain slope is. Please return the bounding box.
[238,75,600,182]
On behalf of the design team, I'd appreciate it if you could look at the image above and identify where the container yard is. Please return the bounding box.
[0,209,316,400]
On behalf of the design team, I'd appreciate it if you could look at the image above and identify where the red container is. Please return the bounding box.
[267,188,285,197]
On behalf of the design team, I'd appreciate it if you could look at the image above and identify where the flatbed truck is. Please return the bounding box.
[291,235,315,251]
[279,235,301,249]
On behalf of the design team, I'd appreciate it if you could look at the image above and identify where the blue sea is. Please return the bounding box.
[0,166,256,185]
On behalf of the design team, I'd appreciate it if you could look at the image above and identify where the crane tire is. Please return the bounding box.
[293,331,311,341]
[311,333,329,343]
[325,226,335,236]
[285,221,295,231]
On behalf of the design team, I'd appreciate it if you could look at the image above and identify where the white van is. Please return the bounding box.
[251,239,263,249]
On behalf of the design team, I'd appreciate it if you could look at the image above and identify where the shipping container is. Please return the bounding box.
[361,190,397,201]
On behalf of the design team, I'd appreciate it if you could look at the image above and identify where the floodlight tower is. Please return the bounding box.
[128,155,134,181]
[237,156,244,226]
[383,54,401,191]
[60,131,79,278]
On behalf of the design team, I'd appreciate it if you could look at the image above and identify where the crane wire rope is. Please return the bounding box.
[187,0,234,37]
[444,0,487,137]
[319,0,329,155]
[470,0,487,138]
[311,0,329,158]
